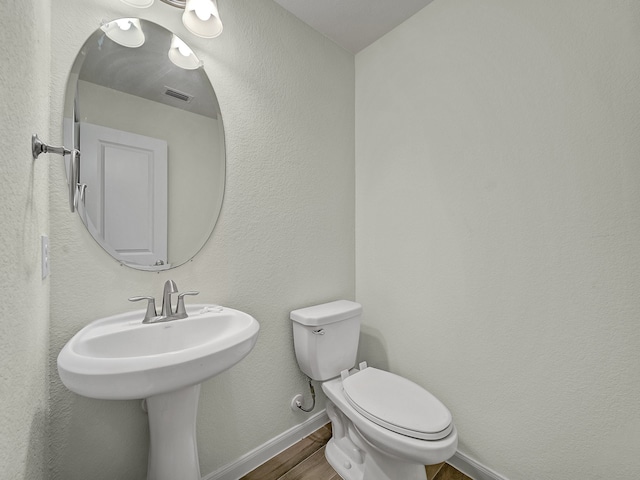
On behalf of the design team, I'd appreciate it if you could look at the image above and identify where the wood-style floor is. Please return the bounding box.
[241,424,472,480]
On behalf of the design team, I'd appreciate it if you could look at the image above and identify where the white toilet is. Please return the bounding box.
[291,300,458,480]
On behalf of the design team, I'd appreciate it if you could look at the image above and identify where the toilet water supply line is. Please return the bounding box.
[296,377,316,412]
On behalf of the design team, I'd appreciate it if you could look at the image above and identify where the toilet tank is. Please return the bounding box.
[290,300,362,381]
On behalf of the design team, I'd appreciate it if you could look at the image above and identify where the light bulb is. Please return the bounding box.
[195,5,213,21]
[182,0,223,39]
[116,19,132,31]
[169,34,202,69]
[101,18,145,48]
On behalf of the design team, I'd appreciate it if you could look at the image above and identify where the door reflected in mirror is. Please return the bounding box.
[64,19,225,270]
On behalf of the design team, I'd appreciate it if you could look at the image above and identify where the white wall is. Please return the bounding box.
[0,0,51,479]
[7,1,636,479]
[356,1,640,479]
[48,0,354,478]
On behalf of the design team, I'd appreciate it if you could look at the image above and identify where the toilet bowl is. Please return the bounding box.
[290,300,458,480]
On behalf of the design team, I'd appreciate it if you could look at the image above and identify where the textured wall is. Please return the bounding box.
[356,1,640,479]
[0,0,51,479]
[48,0,354,478]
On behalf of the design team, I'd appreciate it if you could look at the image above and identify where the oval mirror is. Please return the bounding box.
[63,18,225,271]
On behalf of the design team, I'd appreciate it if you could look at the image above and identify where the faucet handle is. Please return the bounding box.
[176,291,200,316]
[128,296,157,323]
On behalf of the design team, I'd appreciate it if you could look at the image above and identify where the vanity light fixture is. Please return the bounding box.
[181,0,223,38]
[101,18,146,47]
[120,0,223,39]
[168,35,203,69]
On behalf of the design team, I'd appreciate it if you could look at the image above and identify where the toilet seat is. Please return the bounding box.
[342,367,453,441]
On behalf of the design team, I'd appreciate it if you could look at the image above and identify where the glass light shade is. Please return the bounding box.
[182,0,223,38]
[168,35,203,70]
[101,18,146,48]
[120,0,155,7]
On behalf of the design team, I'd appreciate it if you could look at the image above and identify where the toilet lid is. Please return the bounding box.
[342,367,453,441]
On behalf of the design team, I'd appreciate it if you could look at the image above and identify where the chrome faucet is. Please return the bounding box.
[129,280,199,323]
[161,280,178,317]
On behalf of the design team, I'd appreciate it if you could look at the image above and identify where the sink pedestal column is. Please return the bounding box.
[146,384,201,480]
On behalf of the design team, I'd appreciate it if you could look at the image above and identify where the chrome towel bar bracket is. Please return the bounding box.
[32,133,71,159]
[32,133,83,213]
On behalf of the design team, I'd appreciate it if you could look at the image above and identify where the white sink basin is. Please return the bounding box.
[58,304,260,400]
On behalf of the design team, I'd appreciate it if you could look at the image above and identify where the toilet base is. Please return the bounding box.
[325,437,364,480]
[325,400,427,480]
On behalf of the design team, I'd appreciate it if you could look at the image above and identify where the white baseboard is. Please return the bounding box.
[203,410,329,480]
[203,412,508,480]
[448,450,510,480]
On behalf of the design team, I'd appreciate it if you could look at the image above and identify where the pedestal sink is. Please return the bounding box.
[57,304,260,480]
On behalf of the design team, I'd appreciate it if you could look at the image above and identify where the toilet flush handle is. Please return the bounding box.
[312,328,325,335]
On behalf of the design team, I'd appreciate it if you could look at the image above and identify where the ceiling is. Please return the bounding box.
[272,0,435,54]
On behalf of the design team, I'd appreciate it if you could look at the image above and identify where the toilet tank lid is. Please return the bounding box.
[290,300,362,327]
